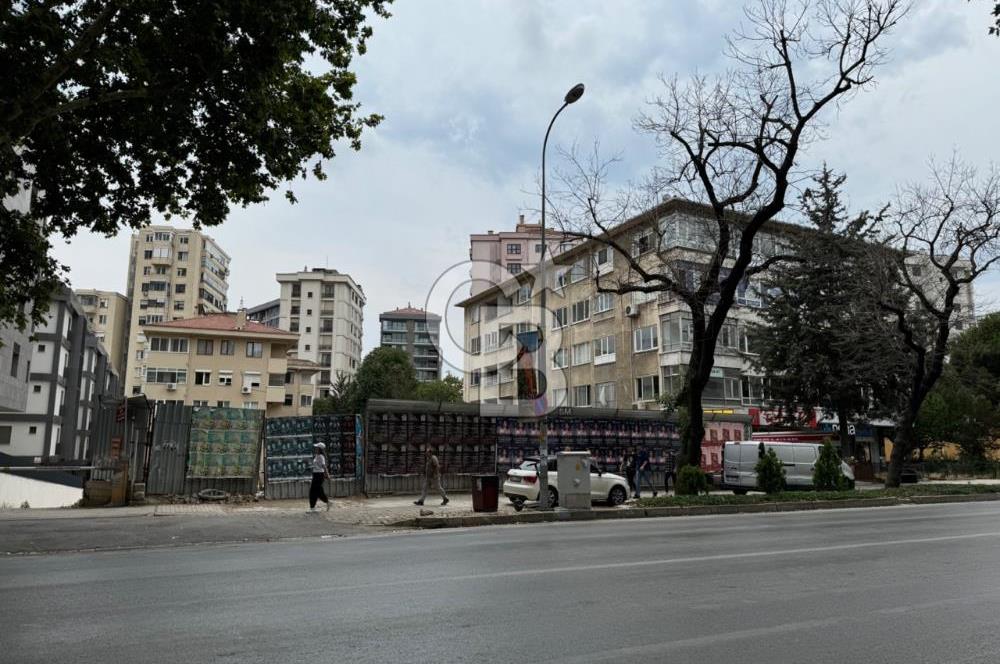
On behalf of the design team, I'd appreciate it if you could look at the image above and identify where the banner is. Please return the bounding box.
[187,407,262,478]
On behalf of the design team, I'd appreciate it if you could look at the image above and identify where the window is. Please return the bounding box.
[515,285,531,304]
[97,314,107,325]
[177,267,187,276]
[572,342,591,365]
[196,339,213,355]
[307,291,313,298]
[179,235,189,245]
[243,402,258,410]
[469,336,481,354]
[571,300,590,324]
[149,337,188,353]
[725,376,741,400]
[911,265,922,278]
[175,284,186,294]
[569,259,588,283]
[37,344,45,353]
[0,426,10,445]
[304,344,311,352]
[218,371,233,386]
[192,400,209,408]
[10,343,19,378]
[305,326,311,334]
[535,243,543,253]
[243,373,262,389]
[552,348,569,369]
[178,251,188,261]
[291,284,301,298]
[143,250,153,259]
[596,246,613,270]
[594,292,614,314]
[290,305,300,315]
[596,381,616,407]
[636,375,660,401]
[174,301,185,311]
[217,400,231,408]
[143,267,151,275]
[144,368,187,384]
[28,426,38,436]
[32,385,41,393]
[289,320,299,332]
[634,325,658,352]
[508,263,522,275]
[573,385,592,407]
[284,394,294,406]
[195,370,211,385]
[300,395,313,407]
[738,327,753,354]
[470,369,481,387]
[220,340,235,356]
[154,231,171,241]
[507,243,522,255]
[322,284,336,298]
[551,388,567,407]
[720,323,736,349]
[552,307,567,329]
[594,335,616,363]
[483,331,499,353]
[246,342,263,358]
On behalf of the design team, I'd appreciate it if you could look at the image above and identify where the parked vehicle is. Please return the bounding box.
[502,457,630,510]
[721,441,855,494]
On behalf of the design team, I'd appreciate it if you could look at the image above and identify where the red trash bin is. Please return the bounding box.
[472,474,499,512]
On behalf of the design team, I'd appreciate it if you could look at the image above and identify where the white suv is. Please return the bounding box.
[502,457,630,511]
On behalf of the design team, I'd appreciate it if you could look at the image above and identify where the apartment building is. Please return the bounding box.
[379,306,442,382]
[459,198,976,415]
[134,310,301,416]
[269,357,321,417]
[469,215,570,296]
[247,299,280,328]
[76,289,129,378]
[0,288,119,459]
[0,326,30,417]
[275,268,365,398]
[123,226,230,395]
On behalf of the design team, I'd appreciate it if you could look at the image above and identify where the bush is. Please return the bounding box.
[675,465,708,496]
[813,440,847,490]
[755,448,786,494]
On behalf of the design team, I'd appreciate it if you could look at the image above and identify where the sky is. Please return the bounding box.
[54,0,1000,376]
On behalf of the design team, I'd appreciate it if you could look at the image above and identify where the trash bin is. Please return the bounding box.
[472,474,499,512]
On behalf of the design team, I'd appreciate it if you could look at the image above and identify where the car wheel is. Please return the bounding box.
[733,489,748,496]
[547,486,559,508]
[608,485,627,506]
[511,497,525,512]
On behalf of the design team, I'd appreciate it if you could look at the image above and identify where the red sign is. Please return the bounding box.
[115,403,126,422]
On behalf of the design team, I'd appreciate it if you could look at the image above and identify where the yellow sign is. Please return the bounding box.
[705,409,735,415]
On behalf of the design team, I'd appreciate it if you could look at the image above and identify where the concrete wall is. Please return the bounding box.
[0,474,82,509]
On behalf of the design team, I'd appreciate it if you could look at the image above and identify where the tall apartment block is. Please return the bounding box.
[0,288,118,459]
[75,289,129,379]
[275,268,365,398]
[123,227,230,395]
[246,299,280,328]
[0,182,34,419]
[468,215,570,296]
[379,306,442,382]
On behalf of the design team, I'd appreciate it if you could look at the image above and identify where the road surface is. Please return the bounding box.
[3,502,1000,663]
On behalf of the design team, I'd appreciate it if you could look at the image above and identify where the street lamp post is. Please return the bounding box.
[537,82,584,511]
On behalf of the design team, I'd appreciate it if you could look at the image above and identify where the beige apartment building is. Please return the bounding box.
[75,289,129,378]
[276,268,365,398]
[459,198,977,416]
[123,226,230,395]
[469,215,571,296]
[134,311,309,416]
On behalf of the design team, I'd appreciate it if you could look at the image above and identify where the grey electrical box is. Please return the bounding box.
[557,451,591,511]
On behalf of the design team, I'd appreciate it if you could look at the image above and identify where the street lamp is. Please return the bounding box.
[537,82,584,510]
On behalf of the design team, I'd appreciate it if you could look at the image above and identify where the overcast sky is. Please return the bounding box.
[54,0,1000,376]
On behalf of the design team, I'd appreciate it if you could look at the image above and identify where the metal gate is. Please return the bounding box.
[146,402,192,495]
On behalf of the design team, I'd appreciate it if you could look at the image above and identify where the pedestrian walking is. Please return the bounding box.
[665,449,677,493]
[634,447,657,499]
[414,446,449,506]
[620,453,636,496]
[308,442,331,512]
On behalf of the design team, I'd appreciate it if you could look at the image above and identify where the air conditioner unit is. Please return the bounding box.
[166,383,176,391]
[241,386,252,394]
[625,305,639,318]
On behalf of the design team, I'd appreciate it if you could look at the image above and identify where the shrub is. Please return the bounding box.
[813,440,847,490]
[755,448,786,494]
[675,465,708,496]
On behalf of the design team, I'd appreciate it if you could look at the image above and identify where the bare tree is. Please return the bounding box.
[548,0,906,469]
[867,158,1000,487]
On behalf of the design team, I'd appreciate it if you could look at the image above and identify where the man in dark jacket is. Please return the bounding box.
[414,446,449,506]
[635,448,658,499]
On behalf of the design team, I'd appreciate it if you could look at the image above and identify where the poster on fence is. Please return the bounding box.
[186,407,262,478]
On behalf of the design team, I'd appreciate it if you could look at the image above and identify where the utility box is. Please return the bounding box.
[557,451,591,511]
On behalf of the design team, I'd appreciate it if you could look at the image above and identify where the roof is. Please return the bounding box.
[287,357,321,371]
[142,313,298,338]
[380,306,441,321]
[247,299,280,314]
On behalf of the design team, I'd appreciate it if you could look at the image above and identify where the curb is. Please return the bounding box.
[389,493,1000,529]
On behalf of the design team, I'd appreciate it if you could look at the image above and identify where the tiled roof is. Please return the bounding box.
[380,306,441,320]
[143,313,297,337]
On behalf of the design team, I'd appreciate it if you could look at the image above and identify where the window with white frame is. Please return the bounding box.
[485,368,498,386]
[508,263,522,275]
[551,388,567,407]
[572,342,591,365]
[636,375,660,402]
[483,331,499,352]
[470,369,481,386]
[595,246,613,270]
[573,384,592,407]
[552,348,569,369]
[631,231,652,256]
[243,402,258,410]
[301,395,313,407]
[144,368,187,384]
[499,364,514,383]
[571,299,590,324]
[469,335,481,354]
[594,335,615,363]
[218,371,233,386]
[596,381,616,407]
[149,337,188,353]
[594,292,614,314]
[725,376,741,400]
[552,307,567,329]
[515,285,531,304]
[555,269,569,290]
[569,259,588,283]
[217,400,230,408]
[633,325,658,352]
[194,370,211,385]
[738,327,753,354]
[507,243,522,255]
[192,400,209,407]
[720,323,737,349]
[662,315,693,351]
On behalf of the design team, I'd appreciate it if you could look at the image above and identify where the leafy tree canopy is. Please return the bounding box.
[413,375,464,404]
[0,0,390,331]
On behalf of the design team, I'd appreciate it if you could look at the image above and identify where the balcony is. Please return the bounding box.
[266,386,285,403]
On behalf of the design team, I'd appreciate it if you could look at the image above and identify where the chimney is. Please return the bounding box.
[519,214,524,224]
[235,308,247,330]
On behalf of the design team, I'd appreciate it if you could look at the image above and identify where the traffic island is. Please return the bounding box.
[389,484,1000,529]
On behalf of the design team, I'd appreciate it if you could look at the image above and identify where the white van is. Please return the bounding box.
[721,441,855,494]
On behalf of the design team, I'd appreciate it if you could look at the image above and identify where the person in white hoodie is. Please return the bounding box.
[308,442,331,512]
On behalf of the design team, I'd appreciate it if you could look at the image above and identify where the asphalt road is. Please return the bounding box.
[3,502,1000,664]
